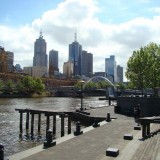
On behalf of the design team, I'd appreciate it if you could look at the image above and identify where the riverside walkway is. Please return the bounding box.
[7,105,160,160]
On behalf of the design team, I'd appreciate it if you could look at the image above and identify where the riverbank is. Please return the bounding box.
[0,92,49,98]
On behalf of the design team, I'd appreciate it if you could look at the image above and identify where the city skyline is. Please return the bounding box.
[1,0,160,81]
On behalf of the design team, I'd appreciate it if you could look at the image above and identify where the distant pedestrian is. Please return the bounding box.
[134,104,141,125]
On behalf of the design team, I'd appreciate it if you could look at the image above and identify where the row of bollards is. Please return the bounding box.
[43,114,112,148]
[44,121,84,148]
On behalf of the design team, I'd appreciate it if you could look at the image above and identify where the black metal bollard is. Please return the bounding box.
[44,129,56,148]
[106,112,111,122]
[0,144,4,160]
[46,129,52,143]
[108,97,111,105]
[74,121,83,136]
[93,118,100,127]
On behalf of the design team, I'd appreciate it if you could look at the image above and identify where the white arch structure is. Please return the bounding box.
[83,76,116,89]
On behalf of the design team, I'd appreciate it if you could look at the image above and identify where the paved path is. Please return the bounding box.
[7,105,160,160]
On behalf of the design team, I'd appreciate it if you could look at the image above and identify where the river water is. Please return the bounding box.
[0,96,107,157]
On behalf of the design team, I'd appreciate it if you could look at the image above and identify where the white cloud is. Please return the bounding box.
[151,7,160,14]
[0,0,160,81]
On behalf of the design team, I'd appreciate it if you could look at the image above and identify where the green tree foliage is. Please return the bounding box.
[74,81,112,90]
[97,81,111,89]
[0,80,4,91]
[21,76,35,93]
[126,42,160,89]
[84,81,99,90]
[32,77,45,93]
[20,76,45,94]
[0,76,45,95]
[5,80,15,93]
[115,83,126,90]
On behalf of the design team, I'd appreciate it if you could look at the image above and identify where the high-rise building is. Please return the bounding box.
[81,50,93,77]
[0,46,7,72]
[33,32,48,68]
[23,66,47,77]
[105,55,117,82]
[49,49,59,77]
[6,51,14,72]
[69,33,82,76]
[117,65,123,83]
[63,61,73,78]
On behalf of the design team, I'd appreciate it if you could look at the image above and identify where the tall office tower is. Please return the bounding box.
[0,46,7,72]
[69,33,82,76]
[105,55,117,82]
[33,32,48,68]
[63,61,73,78]
[6,51,14,72]
[81,50,93,77]
[49,49,59,77]
[117,65,123,83]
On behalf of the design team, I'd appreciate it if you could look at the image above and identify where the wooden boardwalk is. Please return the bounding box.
[130,124,160,160]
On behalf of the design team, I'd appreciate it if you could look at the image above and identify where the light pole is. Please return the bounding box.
[79,80,85,111]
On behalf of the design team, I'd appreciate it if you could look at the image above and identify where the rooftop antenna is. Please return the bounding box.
[75,32,77,42]
[40,29,43,38]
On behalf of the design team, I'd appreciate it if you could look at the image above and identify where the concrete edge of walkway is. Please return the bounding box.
[7,120,108,160]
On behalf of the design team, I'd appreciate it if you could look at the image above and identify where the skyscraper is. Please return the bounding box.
[63,61,73,78]
[33,32,47,68]
[0,47,14,73]
[0,46,7,72]
[81,50,93,77]
[49,49,59,76]
[6,51,14,72]
[69,33,82,76]
[105,55,117,82]
[117,65,123,83]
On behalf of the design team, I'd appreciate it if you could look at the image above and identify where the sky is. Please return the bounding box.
[1,0,160,81]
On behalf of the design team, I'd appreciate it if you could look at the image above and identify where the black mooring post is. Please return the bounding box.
[19,111,23,139]
[46,115,50,137]
[60,113,65,137]
[38,113,41,137]
[52,115,56,138]
[44,129,56,148]
[0,144,4,160]
[30,113,34,139]
[74,121,83,136]
[26,111,29,137]
[109,97,111,106]
[68,115,71,134]
[106,112,111,122]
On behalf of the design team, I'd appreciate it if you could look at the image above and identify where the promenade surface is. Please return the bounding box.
[7,103,160,160]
